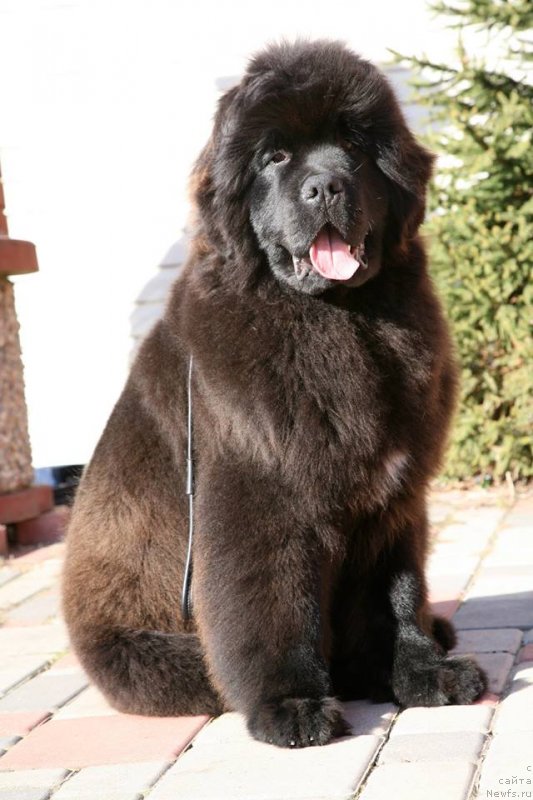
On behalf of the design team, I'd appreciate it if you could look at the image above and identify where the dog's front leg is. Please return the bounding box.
[192,460,348,747]
[389,524,487,707]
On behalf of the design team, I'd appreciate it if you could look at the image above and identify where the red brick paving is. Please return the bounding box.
[0,711,50,737]
[0,713,209,769]
[0,487,530,800]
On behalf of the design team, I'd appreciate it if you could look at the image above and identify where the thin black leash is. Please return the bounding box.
[181,354,194,622]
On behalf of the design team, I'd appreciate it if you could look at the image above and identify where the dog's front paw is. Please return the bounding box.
[394,655,487,707]
[247,696,349,747]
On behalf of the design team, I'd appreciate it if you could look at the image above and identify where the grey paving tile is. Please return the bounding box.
[0,625,68,658]
[52,761,167,800]
[343,701,397,736]
[390,705,492,736]
[0,657,52,697]
[0,768,68,800]
[477,732,533,795]
[193,703,396,746]
[0,563,60,611]
[0,736,20,754]
[5,592,60,626]
[377,731,486,764]
[54,686,115,719]
[451,628,523,655]
[359,761,477,800]
[149,735,382,800]
[0,791,48,800]
[0,568,20,590]
[453,592,533,630]
[475,652,515,694]
[493,666,533,733]
[0,671,87,713]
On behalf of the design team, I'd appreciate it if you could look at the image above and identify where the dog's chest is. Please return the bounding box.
[272,311,434,494]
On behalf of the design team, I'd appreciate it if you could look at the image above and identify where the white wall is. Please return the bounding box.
[0,0,457,467]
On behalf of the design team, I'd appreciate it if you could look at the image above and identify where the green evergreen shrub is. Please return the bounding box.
[396,0,533,482]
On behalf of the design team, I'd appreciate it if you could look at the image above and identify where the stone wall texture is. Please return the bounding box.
[0,277,33,492]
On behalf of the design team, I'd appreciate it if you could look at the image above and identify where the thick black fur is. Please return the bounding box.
[63,40,486,748]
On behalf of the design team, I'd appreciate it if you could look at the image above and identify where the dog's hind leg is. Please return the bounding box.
[431,615,457,653]
[72,627,223,716]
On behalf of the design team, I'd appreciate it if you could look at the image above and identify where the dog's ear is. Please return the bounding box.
[376,128,435,251]
[189,86,256,262]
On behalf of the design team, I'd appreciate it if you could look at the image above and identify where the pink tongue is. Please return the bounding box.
[309,228,359,280]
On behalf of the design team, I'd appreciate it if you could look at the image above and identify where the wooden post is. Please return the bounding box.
[0,163,53,545]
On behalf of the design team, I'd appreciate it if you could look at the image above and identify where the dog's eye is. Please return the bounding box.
[339,138,355,151]
[269,151,290,165]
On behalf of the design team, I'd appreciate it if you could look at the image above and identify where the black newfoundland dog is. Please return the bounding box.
[63,40,486,747]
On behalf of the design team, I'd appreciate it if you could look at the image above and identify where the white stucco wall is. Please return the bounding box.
[0,0,458,467]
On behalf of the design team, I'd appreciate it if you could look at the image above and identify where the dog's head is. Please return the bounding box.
[191,40,434,295]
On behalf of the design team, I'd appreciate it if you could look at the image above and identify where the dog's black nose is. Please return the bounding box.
[302,173,345,205]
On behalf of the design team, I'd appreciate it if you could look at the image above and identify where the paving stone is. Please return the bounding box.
[427,552,479,577]
[0,790,52,800]
[493,665,533,733]
[0,562,61,611]
[149,735,382,800]
[194,703,395,751]
[48,654,81,674]
[475,652,515,694]
[434,519,496,554]
[0,671,87,713]
[523,629,533,645]
[477,732,533,796]
[359,761,477,800]
[494,524,533,544]
[451,504,508,533]
[52,761,168,800]
[0,568,20,590]
[343,701,397,736]
[519,644,533,662]
[483,545,533,568]
[54,686,118,719]
[427,573,471,606]
[467,569,533,598]
[475,692,500,707]
[377,731,486,764]
[431,598,460,619]
[5,591,60,626]
[0,737,19,754]
[390,705,492,736]
[504,495,533,526]
[453,593,533,630]
[0,657,51,697]
[0,768,68,800]
[10,544,65,568]
[451,628,523,655]
[0,714,209,769]
[513,660,533,681]
[428,503,452,526]
[0,712,50,738]
[475,564,533,579]
[0,624,68,657]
